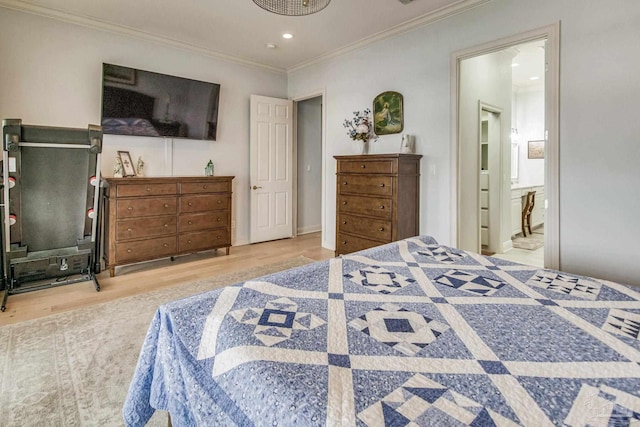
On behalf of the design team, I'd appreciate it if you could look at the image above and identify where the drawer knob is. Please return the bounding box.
[127,249,132,253]
[127,206,133,211]
[127,228,132,232]
[379,183,385,187]
[342,181,347,185]
[379,227,385,232]
[163,243,168,247]
[146,187,151,192]
[217,200,222,204]
[187,240,192,244]
[217,235,221,239]
[342,201,347,205]
[342,221,347,224]
[164,224,168,228]
[380,205,385,209]
[188,202,192,206]
[342,241,347,245]
[164,204,169,208]
[203,185,207,189]
[360,164,366,168]
[217,217,221,221]
[188,220,193,225]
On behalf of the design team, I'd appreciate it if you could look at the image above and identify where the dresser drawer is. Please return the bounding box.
[116,183,177,197]
[338,160,394,174]
[181,194,228,213]
[117,197,178,218]
[338,213,392,241]
[179,212,229,232]
[116,236,177,263]
[336,233,384,255]
[116,216,177,241]
[338,175,393,196]
[338,195,392,219]
[181,181,230,194]
[179,229,230,252]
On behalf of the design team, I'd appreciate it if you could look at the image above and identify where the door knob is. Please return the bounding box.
[251,185,263,190]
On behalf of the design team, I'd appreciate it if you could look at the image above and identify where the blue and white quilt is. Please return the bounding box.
[123,236,640,426]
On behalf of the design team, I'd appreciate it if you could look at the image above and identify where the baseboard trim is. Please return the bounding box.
[502,239,514,252]
[297,225,321,235]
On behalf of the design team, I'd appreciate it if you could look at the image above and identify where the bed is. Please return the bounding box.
[123,235,640,426]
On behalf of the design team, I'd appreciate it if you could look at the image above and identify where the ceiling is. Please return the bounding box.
[0,0,490,72]
[511,40,545,90]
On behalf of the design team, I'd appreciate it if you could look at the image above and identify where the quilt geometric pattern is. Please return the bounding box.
[344,265,416,294]
[564,383,640,426]
[229,297,326,346]
[603,308,640,341]
[526,270,602,300]
[433,269,506,296]
[357,374,519,426]
[124,235,640,427]
[414,245,468,264]
[348,303,449,356]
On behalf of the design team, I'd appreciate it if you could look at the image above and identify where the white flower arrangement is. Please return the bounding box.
[343,108,377,142]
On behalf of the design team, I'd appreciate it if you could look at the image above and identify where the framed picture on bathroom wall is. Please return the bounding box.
[528,140,545,159]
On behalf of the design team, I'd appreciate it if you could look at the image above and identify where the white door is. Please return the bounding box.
[250,95,294,243]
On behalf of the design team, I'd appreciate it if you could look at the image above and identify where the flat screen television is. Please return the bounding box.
[101,63,221,140]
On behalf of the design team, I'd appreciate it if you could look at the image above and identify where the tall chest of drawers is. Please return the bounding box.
[335,154,422,256]
[103,176,234,276]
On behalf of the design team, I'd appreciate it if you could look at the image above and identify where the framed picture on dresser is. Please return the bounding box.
[118,151,136,177]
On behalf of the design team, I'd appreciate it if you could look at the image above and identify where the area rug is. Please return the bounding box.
[512,234,544,250]
[0,256,314,427]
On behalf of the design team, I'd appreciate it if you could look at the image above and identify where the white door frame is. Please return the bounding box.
[292,89,327,247]
[450,23,560,269]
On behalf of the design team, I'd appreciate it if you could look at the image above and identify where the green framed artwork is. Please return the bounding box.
[373,91,403,135]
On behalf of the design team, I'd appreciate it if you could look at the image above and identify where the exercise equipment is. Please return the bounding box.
[1,119,103,312]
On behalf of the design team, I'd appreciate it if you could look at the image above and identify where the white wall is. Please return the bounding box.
[0,8,288,247]
[513,88,545,187]
[288,0,640,286]
[296,97,322,234]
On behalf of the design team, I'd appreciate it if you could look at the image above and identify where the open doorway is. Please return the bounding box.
[452,24,560,269]
[479,104,503,256]
[295,96,323,237]
[497,40,547,266]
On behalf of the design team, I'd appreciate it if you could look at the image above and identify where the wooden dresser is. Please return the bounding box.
[103,176,234,276]
[335,154,422,256]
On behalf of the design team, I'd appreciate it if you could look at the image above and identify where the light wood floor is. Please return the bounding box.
[0,232,334,327]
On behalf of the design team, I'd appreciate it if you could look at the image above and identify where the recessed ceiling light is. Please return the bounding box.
[530,76,540,80]
[266,43,277,49]
[282,33,293,39]
[511,63,519,67]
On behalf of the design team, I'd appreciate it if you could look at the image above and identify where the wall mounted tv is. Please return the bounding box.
[101,63,221,140]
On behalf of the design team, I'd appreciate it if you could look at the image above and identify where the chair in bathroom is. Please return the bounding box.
[521,191,536,237]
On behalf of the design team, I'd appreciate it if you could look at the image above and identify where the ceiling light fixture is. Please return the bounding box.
[252,0,331,16]
[530,76,540,80]
[282,33,293,39]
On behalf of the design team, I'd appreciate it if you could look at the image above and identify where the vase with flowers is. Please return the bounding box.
[343,108,377,155]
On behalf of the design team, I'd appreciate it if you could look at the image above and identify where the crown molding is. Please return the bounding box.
[286,0,493,73]
[0,0,287,74]
[0,0,492,75]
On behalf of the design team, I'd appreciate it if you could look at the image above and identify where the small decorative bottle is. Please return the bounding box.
[205,160,214,176]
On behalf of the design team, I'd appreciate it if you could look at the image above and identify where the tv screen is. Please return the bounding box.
[101,63,221,140]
